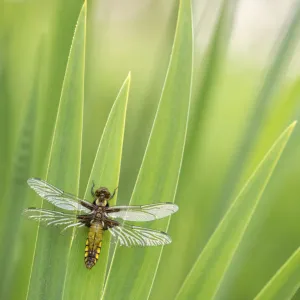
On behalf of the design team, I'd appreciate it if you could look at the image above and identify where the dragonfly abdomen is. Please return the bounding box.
[84,222,103,269]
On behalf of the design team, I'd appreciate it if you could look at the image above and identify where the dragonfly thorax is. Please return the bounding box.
[95,208,105,218]
[89,208,106,226]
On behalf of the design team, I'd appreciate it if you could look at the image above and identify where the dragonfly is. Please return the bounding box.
[24,178,178,269]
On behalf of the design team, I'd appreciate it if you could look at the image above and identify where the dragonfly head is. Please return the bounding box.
[94,187,111,206]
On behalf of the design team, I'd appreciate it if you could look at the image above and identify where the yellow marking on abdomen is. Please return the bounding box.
[84,223,103,269]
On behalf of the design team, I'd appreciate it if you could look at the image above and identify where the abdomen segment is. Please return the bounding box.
[84,223,103,269]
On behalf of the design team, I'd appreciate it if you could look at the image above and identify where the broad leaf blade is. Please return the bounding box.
[175,121,296,300]
[63,73,130,300]
[149,1,238,299]
[26,4,86,299]
[102,0,193,299]
[254,247,300,300]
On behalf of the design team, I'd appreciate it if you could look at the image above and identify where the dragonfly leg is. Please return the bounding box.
[91,180,96,197]
[109,187,118,200]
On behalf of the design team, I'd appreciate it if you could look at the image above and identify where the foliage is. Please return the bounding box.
[1,0,300,299]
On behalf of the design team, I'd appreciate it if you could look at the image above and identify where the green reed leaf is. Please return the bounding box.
[101,0,193,299]
[25,3,86,299]
[149,1,238,298]
[175,121,296,300]
[254,246,300,300]
[62,73,130,300]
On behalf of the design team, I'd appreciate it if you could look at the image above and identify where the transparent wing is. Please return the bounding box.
[23,208,87,231]
[106,203,178,222]
[108,223,172,247]
[27,178,92,213]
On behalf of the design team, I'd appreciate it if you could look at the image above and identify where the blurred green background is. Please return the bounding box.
[1,0,300,299]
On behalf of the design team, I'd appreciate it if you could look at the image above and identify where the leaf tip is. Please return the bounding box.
[287,120,297,133]
[80,1,87,15]
[126,71,131,84]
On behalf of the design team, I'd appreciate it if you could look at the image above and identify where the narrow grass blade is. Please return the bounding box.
[175,121,296,300]
[149,2,237,299]
[62,73,130,300]
[102,0,193,299]
[254,247,300,300]
[26,3,86,299]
